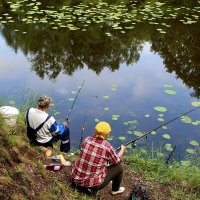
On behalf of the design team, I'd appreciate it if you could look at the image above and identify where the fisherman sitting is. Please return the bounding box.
[25,96,70,154]
[71,121,126,195]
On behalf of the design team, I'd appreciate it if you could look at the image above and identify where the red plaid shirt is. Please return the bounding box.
[71,136,121,187]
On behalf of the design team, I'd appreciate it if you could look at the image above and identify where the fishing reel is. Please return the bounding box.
[131,142,137,148]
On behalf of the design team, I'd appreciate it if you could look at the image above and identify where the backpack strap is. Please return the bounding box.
[26,108,31,128]
[26,107,51,132]
[35,115,51,132]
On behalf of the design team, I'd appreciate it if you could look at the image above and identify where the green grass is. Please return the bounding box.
[124,148,200,200]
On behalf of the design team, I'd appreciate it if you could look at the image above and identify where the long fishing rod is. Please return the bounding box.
[66,80,85,121]
[165,145,176,164]
[115,106,200,151]
[79,115,87,150]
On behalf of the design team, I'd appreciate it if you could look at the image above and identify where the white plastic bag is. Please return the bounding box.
[0,106,19,126]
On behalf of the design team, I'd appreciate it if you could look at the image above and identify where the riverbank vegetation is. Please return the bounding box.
[0,109,199,199]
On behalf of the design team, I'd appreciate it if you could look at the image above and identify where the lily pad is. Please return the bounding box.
[189,140,199,146]
[103,96,109,99]
[157,152,164,157]
[164,90,177,95]
[104,107,109,111]
[68,98,75,101]
[127,130,133,134]
[162,126,168,129]
[119,136,126,141]
[54,112,60,115]
[157,118,165,122]
[186,148,195,154]
[192,101,200,107]
[180,116,192,124]
[151,131,156,135]
[154,106,167,112]
[145,114,150,117]
[133,131,144,137]
[162,134,171,139]
[164,143,173,151]
[95,118,100,122]
[107,137,113,141]
[71,91,77,94]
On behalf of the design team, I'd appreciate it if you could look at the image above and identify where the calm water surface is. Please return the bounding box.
[0,0,200,159]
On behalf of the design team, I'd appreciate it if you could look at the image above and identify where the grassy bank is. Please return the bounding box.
[0,110,200,200]
[124,149,200,200]
[0,111,93,200]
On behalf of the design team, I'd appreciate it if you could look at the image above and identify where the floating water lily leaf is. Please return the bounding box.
[133,131,143,137]
[162,134,171,139]
[112,117,118,120]
[9,100,16,105]
[157,152,164,157]
[157,118,165,122]
[189,140,199,146]
[164,90,177,95]
[159,114,164,117]
[127,130,133,134]
[103,96,109,99]
[192,120,200,125]
[54,112,60,115]
[104,107,109,111]
[107,137,113,141]
[68,98,75,101]
[162,126,168,129]
[192,101,200,107]
[181,116,192,124]
[163,84,173,88]
[128,120,138,124]
[151,131,156,135]
[181,161,191,166]
[95,118,99,122]
[71,90,77,94]
[112,114,120,120]
[119,136,126,141]
[186,148,195,154]
[112,115,120,118]
[111,88,117,91]
[164,143,173,151]
[145,114,150,117]
[154,106,167,112]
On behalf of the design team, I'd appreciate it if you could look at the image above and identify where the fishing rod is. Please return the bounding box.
[79,115,87,150]
[66,80,85,121]
[115,106,200,151]
[165,145,176,164]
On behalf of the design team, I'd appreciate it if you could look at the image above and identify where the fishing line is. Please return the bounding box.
[66,80,85,120]
[115,106,200,151]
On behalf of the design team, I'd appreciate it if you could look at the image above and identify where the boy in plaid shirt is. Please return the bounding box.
[71,121,126,195]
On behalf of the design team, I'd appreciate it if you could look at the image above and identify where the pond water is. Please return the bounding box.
[0,0,200,159]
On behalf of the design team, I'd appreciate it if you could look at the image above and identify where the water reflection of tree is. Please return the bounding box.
[1,0,200,97]
[1,23,142,79]
[150,21,200,98]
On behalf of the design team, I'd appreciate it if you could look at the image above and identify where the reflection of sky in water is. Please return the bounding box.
[0,36,199,158]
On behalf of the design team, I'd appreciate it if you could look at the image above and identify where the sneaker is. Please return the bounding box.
[111,187,125,195]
